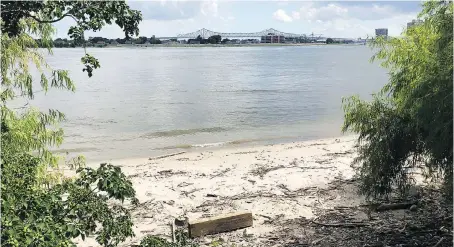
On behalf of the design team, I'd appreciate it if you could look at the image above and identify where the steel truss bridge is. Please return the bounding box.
[173,28,322,39]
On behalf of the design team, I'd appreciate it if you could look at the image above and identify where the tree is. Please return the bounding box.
[326,38,334,44]
[136,36,148,44]
[149,36,161,44]
[90,36,109,44]
[342,1,453,199]
[1,1,141,77]
[1,1,143,246]
[207,35,221,44]
[116,38,126,44]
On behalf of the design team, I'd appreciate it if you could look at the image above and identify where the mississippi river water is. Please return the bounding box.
[28,45,388,162]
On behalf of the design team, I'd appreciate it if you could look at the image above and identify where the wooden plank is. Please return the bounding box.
[188,212,253,238]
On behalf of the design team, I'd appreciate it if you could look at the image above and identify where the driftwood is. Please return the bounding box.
[149,152,186,160]
[171,221,176,243]
[311,220,370,228]
[181,188,203,197]
[375,201,417,212]
[433,237,445,247]
[188,212,253,237]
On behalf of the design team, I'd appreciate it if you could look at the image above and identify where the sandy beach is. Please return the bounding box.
[70,135,369,246]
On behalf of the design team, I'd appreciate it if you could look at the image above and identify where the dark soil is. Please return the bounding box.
[266,180,453,247]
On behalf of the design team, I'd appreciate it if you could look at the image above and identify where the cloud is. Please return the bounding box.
[126,1,200,21]
[291,11,300,20]
[293,2,404,22]
[296,3,348,21]
[270,2,420,37]
[272,9,293,23]
[200,0,218,17]
[347,4,399,20]
[277,0,289,7]
[52,1,421,39]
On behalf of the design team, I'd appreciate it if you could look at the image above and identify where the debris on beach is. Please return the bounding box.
[188,212,253,238]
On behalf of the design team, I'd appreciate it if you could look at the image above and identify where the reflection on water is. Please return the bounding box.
[30,46,388,162]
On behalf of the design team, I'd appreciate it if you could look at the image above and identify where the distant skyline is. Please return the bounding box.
[52,1,423,39]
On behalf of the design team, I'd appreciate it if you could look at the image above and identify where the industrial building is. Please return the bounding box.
[260,34,285,43]
[375,28,388,38]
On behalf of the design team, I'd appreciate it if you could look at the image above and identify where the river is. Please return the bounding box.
[28,45,388,163]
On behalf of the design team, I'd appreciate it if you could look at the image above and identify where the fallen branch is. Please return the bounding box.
[249,165,287,179]
[311,220,370,228]
[256,214,272,220]
[171,220,176,243]
[210,168,231,179]
[149,151,186,160]
[433,237,444,247]
[177,182,193,188]
[181,188,203,197]
[375,201,417,212]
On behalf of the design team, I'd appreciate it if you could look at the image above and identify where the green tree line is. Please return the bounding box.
[36,36,164,48]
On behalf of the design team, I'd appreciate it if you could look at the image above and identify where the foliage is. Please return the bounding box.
[140,230,199,247]
[1,146,138,247]
[81,54,101,78]
[149,36,162,45]
[326,38,334,44]
[136,36,148,44]
[342,0,453,199]
[1,1,143,246]
[1,0,141,179]
[207,35,221,44]
[1,1,142,79]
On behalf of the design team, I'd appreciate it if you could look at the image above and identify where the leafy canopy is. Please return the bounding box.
[1,1,143,246]
[1,150,138,247]
[342,0,453,199]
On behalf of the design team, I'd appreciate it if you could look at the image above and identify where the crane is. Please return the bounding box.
[309,32,323,41]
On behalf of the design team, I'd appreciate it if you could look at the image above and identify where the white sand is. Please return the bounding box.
[73,135,362,247]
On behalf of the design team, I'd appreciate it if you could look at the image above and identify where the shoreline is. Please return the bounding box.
[48,43,367,49]
[73,135,363,246]
[84,133,356,167]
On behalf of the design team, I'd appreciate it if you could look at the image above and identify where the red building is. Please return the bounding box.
[260,34,285,43]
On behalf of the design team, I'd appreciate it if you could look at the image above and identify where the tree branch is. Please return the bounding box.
[28,13,77,24]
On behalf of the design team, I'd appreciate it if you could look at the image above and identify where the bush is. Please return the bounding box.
[140,230,199,247]
[1,147,138,246]
[342,0,453,199]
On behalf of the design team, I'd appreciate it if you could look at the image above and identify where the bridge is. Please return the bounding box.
[169,28,322,39]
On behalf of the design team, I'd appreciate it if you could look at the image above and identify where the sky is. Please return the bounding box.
[53,1,423,39]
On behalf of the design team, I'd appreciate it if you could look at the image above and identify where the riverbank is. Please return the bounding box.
[72,135,359,246]
[69,134,447,247]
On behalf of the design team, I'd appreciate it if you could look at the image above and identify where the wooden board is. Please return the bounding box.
[188,212,253,237]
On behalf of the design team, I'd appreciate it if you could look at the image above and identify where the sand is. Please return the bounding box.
[73,135,363,247]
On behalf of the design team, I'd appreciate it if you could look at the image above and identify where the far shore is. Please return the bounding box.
[50,43,367,49]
